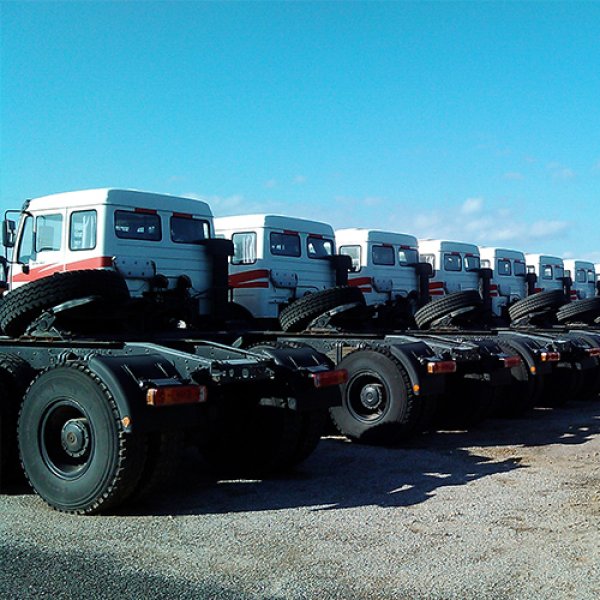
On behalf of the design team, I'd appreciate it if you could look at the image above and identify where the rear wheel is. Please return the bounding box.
[18,365,147,514]
[199,398,318,476]
[436,376,496,429]
[0,355,35,483]
[493,342,543,417]
[330,349,422,445]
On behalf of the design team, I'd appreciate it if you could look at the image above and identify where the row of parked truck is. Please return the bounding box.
[1,188,599,515]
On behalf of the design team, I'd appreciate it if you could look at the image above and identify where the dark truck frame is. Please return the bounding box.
[0,240,346,514]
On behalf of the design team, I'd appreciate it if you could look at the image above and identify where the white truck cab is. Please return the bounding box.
[417,239,481,296]
[525,254,566,294]
[4,188,217,313]
[214,214,338,319]
[336,228,419,306]
[479,247,528,317]
[564,259,596,300]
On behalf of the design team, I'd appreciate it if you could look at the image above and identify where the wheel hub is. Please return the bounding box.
[360,383,385,409]
[61,418,90,458]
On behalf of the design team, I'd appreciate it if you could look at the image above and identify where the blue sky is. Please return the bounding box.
[1,1,599,261]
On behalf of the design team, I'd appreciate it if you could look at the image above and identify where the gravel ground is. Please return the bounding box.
[1,400,600,600]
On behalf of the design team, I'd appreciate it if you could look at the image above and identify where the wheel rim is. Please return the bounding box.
[345,371,389,422]
[39,400,94,479]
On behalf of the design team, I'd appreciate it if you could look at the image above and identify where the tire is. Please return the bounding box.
[0,355,35,484]
[329,348,421,445]
[0,270,130,337]
[556,297,600,324]
[199,400,313,477]
[537,365,583,407]
[279,286,365,332]
[130,431,185,502]
[18,364,147,514]
[492,342,543,417]
[414,290,483,329]
[508,290,567,322]
[436,376,496,429]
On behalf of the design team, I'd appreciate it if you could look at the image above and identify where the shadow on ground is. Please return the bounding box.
[119,399,600,518]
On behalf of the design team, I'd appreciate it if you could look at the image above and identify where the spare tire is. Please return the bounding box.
[556,297,600,324]
[413,290,482,329]
[0,270,130,337]
[508,289,567,322]
[279,286,365,332]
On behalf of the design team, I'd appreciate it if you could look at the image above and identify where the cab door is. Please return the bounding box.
[10,211,66,289]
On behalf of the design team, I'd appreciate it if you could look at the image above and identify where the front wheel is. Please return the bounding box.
[18,364,147,514]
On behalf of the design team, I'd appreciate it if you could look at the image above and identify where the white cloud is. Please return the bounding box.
[529,220,569,238]
[461,197,483,215]
[409,196,571,251]
[265,179,277,189]
[293,175,307,185]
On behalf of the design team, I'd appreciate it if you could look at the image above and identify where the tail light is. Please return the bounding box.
[311,369,348,388]
[146,384,207,406]
[540,351,561,362]
[426,360,457,375]
[502,355,522,368]
[586,348,600,357]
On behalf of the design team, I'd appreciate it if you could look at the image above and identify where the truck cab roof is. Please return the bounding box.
[25,188,213,219]
[418,239,480,256]
[215,214,335,237]
[479,247,526,263]
[336,228,418,249]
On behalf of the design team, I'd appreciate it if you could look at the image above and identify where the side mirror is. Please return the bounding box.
[2,220,16,248]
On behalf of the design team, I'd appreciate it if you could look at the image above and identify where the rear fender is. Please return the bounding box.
[386,341,444,396]
[87,353,204,433]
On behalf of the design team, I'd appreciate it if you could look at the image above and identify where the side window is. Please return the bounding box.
[398,248,418,265]
[307,236,333,259]
[36,213,63,252]
[464,255,480,272]
[170,216,210,244]
[232,232,257,265]
[270,232,300,257]
[588,270,595,283]
[514,261,526,276]
[443,253,462,272]
[70,210,97,251]
[372,245,395,266]
[542,265,553,280]
[554,266,564,280]
[421,254,436,270]
[339,245,361,272]
[17,215,34,263]
[114,210,162,241]
[576,268,587,284]
[497,259,512,276]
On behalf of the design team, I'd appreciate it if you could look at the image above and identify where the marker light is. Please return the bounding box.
[146,385,207,406]
[540,351,561,362]
[502,355,522,368]
[426,360,457,375]
[310,369,348,388]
